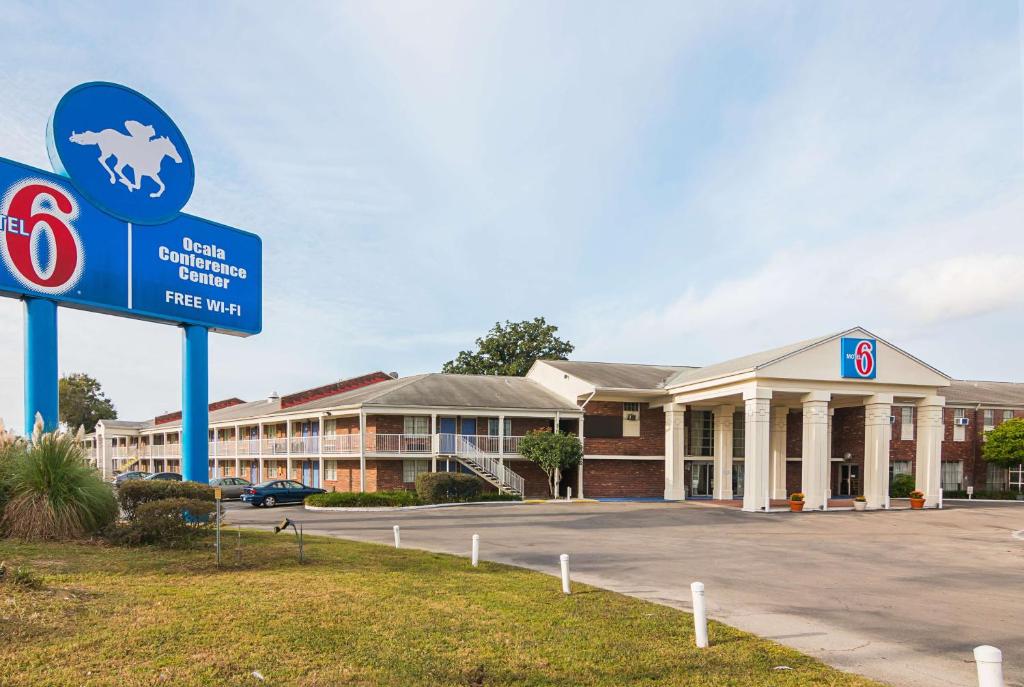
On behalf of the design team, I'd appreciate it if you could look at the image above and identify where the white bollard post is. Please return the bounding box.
[567,487,572,502]
[559,554,571,594]
[691,581,709,648]
[471,534,480,567]
[974,645,1004,687]
[393,525,401,549]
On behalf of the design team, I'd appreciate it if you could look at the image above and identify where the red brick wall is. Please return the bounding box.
[832,407,864,462]
[321,459,412,492]
[583,402,665,456]
[508,459,552,498]
[583,459,664,498]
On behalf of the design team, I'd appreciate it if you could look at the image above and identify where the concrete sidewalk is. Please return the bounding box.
[223,499,1024,687]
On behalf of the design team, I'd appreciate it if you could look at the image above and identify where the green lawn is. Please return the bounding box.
[0,532,882,687]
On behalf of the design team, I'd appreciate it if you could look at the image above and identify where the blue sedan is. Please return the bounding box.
[241,480,325,507]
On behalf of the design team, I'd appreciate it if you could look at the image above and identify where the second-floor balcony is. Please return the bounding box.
[184,433,528,459]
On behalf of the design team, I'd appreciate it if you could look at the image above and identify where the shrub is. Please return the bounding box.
[474,492,522,502]
[0,430,117,541]
[117,479,214,519]
[890,473,915,498]
[415,473,486,504]
[306,491,422,508]
[789,492,804,502]
[909,490,925,500]
[108,498,214,547]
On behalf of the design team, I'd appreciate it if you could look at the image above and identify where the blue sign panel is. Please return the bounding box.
[47,82,195,225]
[841,337,877,379]
[132,216,261,335]
[0,156,260,336]
[0,157,128,306]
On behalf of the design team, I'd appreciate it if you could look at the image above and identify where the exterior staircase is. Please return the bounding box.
[444,435,525,496]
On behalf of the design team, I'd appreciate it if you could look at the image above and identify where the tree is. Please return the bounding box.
[441,317,574,376]
[58,373,117,433]
[982,417,1024,467]
[518,429,582,497]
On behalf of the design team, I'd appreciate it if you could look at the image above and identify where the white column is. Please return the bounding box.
[713,405,734,500]
[257,422,265,480]
[358,409,367,492]
[915,396,944,508]
[769,406,788,500]
[664,405,686,500]
[742,388,772,512]
[801,392,831,510]
[863,394,893,510]
[577,413,586,498]
[431,413,438,472]
[286,421,293,480]
[317,416,325,489]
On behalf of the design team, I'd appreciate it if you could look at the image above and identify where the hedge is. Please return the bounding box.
[415,473,486,504]
[306,491,422,508]
[117,480,215,519]
[106,498,215,547]
[889,473,915,498]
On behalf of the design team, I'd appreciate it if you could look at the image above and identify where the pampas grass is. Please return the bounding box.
[1,417,117,541]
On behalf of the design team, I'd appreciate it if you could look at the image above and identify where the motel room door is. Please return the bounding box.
[690,462,713,497]
[439,417,457,453]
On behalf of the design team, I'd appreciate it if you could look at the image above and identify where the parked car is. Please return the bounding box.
[209,476,252,499]
[114,471,151,485]
[241,480,326,507]
[145,472,182,481]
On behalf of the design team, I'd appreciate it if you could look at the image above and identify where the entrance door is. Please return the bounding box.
[461,418,477,451]
[691,462,714,497]
[303,461,312,486]
[839,465,859,496]
[439,417,456,453]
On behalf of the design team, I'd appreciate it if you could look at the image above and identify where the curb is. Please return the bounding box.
[305,500,527,513]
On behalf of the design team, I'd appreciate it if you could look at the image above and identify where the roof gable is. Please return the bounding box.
[667,327,950,389]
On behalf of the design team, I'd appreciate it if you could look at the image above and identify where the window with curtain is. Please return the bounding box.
[732,411,745,458]
[900,406,914,441]
[941,461,963,492]
[403,459,430,483]
[403,416,429,435]
[688,410,713,457]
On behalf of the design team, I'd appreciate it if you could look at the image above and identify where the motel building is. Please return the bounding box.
[85,328,1024,508]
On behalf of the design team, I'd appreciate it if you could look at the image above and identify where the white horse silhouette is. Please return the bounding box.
[69,120,182,198]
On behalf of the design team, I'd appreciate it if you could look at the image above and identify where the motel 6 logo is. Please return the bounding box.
[1,179,83,295]
[841,337,877,379]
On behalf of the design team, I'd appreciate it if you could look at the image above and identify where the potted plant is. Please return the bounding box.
[853,495,867,511]
[909,490,925,509]
[788,492,805,512]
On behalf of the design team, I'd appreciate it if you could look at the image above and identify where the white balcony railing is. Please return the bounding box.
[369,433,433,454]
[289,436,320,455]
[322,434,360,455]
[128,433,526,459]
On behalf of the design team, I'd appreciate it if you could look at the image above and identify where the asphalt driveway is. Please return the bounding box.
[223,499,1024,687]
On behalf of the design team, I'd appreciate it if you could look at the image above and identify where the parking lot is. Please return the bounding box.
[224,499,1024,687]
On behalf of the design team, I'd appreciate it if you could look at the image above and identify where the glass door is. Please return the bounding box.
[690,462,714,497]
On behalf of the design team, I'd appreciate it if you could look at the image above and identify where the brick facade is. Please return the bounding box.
[583,401,665,456]
[584,459,664,498]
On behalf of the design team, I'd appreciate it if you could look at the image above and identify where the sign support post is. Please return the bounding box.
[24,297,59,435]
[181,324,209,483]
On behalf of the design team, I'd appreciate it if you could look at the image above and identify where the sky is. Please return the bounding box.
[1,1,1023,429]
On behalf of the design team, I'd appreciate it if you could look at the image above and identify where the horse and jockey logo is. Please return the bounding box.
[68,120,182,198]
[48,82,195,224]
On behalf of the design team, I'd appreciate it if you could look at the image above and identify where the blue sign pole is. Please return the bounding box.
[23,297,59,436]
[181,324,209,483]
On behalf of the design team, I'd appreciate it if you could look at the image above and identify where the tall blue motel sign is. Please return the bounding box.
[0,81,262,483]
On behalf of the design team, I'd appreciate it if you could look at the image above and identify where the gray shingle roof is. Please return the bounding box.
[273,373,581,413]
[941,380,1024,407]
[541,360,692,390]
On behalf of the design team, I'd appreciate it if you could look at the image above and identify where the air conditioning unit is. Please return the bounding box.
[954,417,970,426]
[888,415,896,424]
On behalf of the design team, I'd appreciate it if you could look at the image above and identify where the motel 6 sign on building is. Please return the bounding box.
[0,81,262,483]
[841,337,877,380]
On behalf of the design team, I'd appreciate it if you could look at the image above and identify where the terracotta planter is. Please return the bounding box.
[910,498,925,510]
[789,500,804,512]
[853,501,867,511]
